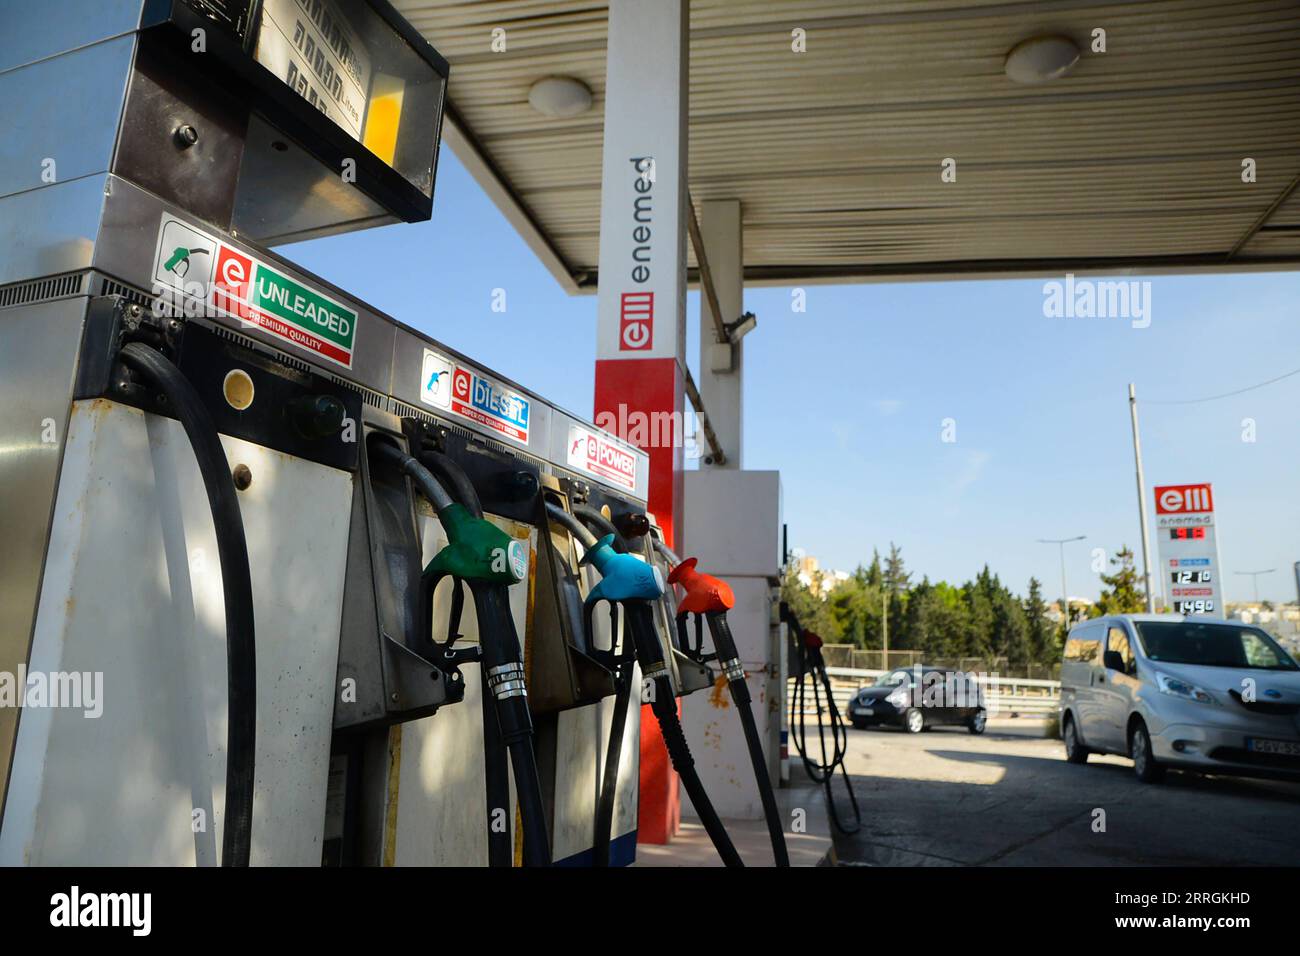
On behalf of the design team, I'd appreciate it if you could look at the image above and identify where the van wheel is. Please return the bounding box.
[1129,720,1165,783]
[1062,715,1089,764]
[903,708,925,734]
[967,709,987,735]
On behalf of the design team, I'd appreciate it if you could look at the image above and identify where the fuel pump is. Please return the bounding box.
[0,0,649,869]
[783,605,861,835]
[372,438,551,866]
[117,326,258,867]
[556,508,743,867]
[668,557,790,867]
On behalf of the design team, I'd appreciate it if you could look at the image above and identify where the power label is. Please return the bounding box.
[566,423,637,491]
[419,348,530,446]
[152,214,358,368]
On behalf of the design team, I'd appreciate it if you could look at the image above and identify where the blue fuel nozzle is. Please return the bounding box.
[581,533,665,605]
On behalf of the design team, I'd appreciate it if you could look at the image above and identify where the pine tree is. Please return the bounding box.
[1094,545,1146,615]
[1024,577,1054,661]
[883,542,911,594]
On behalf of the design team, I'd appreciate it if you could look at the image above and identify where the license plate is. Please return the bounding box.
[860,708,873,716]
[1246,737,1300,757]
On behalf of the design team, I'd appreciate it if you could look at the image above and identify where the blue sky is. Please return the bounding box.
[282,150,1300,605]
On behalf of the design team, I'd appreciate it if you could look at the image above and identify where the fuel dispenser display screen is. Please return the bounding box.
[251,0,442,196]
[145,0,449,222]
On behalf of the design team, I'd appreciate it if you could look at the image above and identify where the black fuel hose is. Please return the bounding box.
[592,642,635,867]
[374,440,455,513]
[652,539,681,566]
[470,582,552,866]
[572,505,629,552]
[704,611,790,866]
[573,509,744,867]
[626,603,743,868]
[545,501,627,866]
[119,342,255,867]
[785,607,861,836]
[417,448,484,519]
[381,444,552,866]
[544,502,596,549]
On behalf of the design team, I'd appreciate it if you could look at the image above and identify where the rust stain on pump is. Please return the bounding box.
[708,674,730,709]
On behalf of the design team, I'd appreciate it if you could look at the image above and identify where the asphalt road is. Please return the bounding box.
[828,720,1300,866]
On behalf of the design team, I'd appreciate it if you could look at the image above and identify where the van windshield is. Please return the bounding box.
[1134,621,1298,670]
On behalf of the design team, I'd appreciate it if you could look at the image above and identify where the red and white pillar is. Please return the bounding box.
[593,0,689,845]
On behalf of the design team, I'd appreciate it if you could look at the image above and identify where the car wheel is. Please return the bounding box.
[904,708,925,734]
[1129,720,1165,783]
[967,709,987,735]
[1063,715,1089,764]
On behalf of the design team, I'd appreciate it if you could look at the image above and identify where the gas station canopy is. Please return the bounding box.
[393,0,1300,290]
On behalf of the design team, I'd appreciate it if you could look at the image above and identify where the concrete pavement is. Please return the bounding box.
[635,767,833,867]
[831,722,1300,866]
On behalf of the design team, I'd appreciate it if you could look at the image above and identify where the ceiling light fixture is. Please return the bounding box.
[528,76,593,118]
[1004,35,1080,84]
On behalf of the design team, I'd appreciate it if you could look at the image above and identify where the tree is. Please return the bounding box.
[1093,545,1146,615]
[864,551,883,590]
[783,544,1069,667]
[779,565,838,641]
[883,542,911,595]
[1024,577,1055,661]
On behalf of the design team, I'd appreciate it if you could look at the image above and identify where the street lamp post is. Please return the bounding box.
[1234,569,1275,604]
[1129,385,1157,612]
[1040,536,1087,628]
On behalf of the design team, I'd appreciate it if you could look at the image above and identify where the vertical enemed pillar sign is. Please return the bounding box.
[593,0,689,845]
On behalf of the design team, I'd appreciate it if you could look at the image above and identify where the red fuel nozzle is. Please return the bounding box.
[666,557,735,614]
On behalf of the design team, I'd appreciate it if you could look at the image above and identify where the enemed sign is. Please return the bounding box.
[1153,482,1224,618]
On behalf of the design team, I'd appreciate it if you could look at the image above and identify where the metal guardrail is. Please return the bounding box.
[790,668,1061,719]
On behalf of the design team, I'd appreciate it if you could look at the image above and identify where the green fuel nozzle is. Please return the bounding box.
[425,503,528,586]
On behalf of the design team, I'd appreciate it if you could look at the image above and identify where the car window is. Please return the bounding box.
[1064,625,1102,663]
[1243,631,1289,669]
[1134,621,1298,670]
[1107,626,1136,675]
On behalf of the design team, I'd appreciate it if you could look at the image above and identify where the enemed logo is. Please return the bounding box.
[1155,483,1213,515]
[619,292,654,350]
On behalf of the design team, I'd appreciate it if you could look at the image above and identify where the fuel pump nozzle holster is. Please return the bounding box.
[420,502,531,718]
[668,556,791,866]
[667,557,747,686]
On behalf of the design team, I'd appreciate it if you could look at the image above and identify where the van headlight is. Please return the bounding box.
[1156,672,1216,705]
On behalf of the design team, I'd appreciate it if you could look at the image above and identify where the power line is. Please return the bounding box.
[1142,365,1300,405]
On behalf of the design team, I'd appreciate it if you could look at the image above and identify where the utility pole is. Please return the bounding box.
[1234,569,1275,604]
[1129,384,1156,612]
[882,590,889,668]
[1040,536,1086,628]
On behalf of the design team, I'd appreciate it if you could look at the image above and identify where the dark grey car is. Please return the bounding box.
[847,666,987,734]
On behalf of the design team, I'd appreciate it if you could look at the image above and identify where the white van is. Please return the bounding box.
[1059,614,1300,783]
